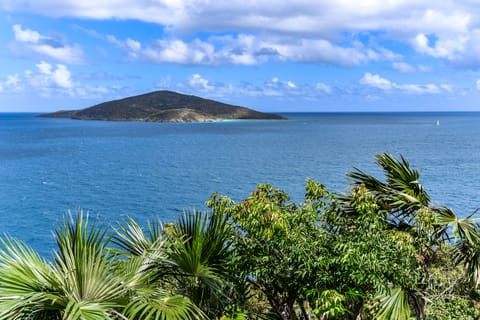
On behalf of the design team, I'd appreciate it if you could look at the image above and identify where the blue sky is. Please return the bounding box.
[2,1,480,112]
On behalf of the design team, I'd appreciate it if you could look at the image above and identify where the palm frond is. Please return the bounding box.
[52,211,127,319]
[54,210,109,263]
[168,210,233,315]
[0,236,63,319]
[435,206,480,244]
[124,287,206,320]
[113,217,165,257]
[347,153,432,230]
[374,286,411,320]
[454,239,480,288]
[171,210,232,279]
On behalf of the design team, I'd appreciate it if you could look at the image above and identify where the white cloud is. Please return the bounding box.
[1,62,131,102]
[11,24,84,64]
[360,73,392,90]
[476,80,480,90]
[172,74,335,101]
[34,44,84,64]
[392,62,415,73]
[440,84,453,93]
[36,61,52,74]
[13,24,42,43]
[263,77,299,96]
[188,74,214,91]
[271,38,375,66]
[411,31,480,68]
[315,82,332,94]
[29,61,73,89]
[52,65,73,88]
[392,62,433,73]
[126,38,141,51]
[6,74,20,87]
[360,72,451,94]
[2,1,472,36]
[100,31,394,66]
[400,83,441,94]
[6,1,480,67]
[1,74,22,92]
[418,65,432,72]
[129,38,214,65]
[413,33,468,60]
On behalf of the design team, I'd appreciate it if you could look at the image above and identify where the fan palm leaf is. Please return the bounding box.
[124,286,206,320]
[113,217,164,257]
[0,236,62,319]
[52,211,127,319]
[374,286,411,320]
[348,154,430,221]
[0,211,128,319]
[113,216,209,319]
[168,210,233,316]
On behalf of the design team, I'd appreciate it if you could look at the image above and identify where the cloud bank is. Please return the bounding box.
[4,1,480,68]
[12,24,84,64]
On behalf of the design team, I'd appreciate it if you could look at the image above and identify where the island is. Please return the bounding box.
[39,90,285,122]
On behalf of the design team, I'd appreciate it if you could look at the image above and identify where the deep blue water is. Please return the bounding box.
[1,112,480,256]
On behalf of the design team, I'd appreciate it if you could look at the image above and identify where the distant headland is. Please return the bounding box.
[39,90,285,122]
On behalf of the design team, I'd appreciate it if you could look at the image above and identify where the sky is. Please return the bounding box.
[2,1,480,112]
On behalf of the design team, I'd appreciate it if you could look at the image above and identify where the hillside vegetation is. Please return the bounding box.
[40,90,285,122]
[0,153,478,319]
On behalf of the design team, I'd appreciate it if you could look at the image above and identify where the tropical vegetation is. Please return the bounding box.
[0,153,478,319]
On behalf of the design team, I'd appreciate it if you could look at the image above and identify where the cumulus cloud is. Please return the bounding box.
[1,1,471,36]
[360,72,451,94]
[13,24,42,42]
[315,82,332,94]
[172,74,337,101]
[360,73,392,90]
[413,33,468,60]
[2,61,121,99]
[392,62,432,73]
[144,39,215,65]
[6,74,21,89]
[11,24,84,64]
[410,31,480,68]
[188,74,214,92]
[392,62,415,73]
[6,1,480,68]
[261,77,300,96]
[98,31,394,66]
[0,74,23,93]
[418,65,432,72]
[33,61,73,89]
[270,38,383,66]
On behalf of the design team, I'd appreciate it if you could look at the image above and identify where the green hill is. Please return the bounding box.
[40,90,285,122]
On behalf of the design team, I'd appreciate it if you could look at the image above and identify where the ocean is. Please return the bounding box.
[1,112,479,256]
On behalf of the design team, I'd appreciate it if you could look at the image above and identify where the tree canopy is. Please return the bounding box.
[0,153,478,319]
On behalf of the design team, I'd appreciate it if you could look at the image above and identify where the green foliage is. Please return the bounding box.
[425,295,480,320]
[308,289,348,319]
[207,182,333,319]
[324,184,423,319]
[0,153,479,320]
[0,211,126,320]
[343,153,480,319]
[374,287,411,320]
[167,210,234,318]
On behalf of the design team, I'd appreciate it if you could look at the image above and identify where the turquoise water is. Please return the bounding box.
[1,112,480,255]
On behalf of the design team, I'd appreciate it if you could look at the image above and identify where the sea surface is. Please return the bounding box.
[1,112,480,256]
